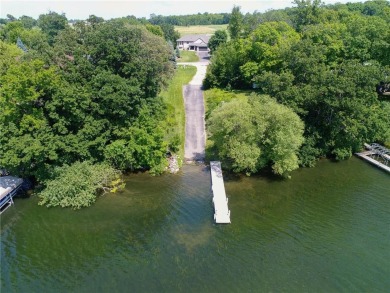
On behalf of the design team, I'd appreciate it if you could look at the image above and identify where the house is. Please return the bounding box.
[177,34,210,52]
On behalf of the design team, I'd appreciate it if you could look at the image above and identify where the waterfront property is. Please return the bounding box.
[355,143,390,173]
[210,161,231,223]
[177,34,210,51]
[0,176,23,214]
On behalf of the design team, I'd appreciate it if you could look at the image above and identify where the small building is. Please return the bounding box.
[177,34,210,52]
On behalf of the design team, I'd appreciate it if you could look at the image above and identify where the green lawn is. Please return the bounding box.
[177,50,199,62]
[175,24,228,36]
[160,66,197,161]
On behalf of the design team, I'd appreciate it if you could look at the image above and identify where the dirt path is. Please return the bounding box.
[180,53,209,162]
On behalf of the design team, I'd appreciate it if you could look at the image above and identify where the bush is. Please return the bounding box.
[38,161,124,209]
[207,93,304,176]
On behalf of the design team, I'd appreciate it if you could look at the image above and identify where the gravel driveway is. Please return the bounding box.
[180,53,209,162]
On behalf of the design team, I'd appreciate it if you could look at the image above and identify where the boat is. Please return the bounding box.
[0,176,24,214]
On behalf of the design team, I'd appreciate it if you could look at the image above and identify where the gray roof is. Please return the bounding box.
[177,34,210,44]
[0,176,23,189]
[188,41,208,47]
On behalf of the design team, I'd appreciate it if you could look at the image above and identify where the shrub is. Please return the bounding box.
[38,161,124,209]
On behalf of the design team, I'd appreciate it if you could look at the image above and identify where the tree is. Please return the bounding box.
[228,6,243,40]
[208,29,228,53]
[19,15,37,29]
[0,22,176,182]
[38,161,124,209]
[0,41,23,76]
[86,14,104,27]
[0,59,63,180]
[38,11,68,45]
[159,23,180,48]
[240,21,300,83]
[292,0,323,31]
[204,40,249,89]
[207,94,304,176]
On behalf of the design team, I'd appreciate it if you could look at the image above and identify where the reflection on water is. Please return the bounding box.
[1,159,389,292]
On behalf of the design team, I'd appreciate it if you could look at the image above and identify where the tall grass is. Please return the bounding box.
[160,65,197,162]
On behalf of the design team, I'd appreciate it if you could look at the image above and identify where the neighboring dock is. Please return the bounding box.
[210,161,231,224]
[0,176,23,214]
[355,143,390,173]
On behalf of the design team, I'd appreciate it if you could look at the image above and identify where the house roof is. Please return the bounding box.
[188,41,208,47]
[177,34,210,44]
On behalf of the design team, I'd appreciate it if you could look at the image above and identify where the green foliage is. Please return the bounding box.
[204,88,244,119]
[145,23,164,37]
[159,23,180,47]
[0,41,23,76]
[207,93,304,176]
[292,0,323,31]
[38,161,124,209]
[0,21,176,183]
[208,29,228,53]
[204,40,248,89]
[19,15,38,29]
[159,66,197,160]
[204,3,390,166]
[38,11,68,45]
[228,6,243,40]
[104,103,168,175]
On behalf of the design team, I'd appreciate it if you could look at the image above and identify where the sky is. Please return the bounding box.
[1,0,362,20]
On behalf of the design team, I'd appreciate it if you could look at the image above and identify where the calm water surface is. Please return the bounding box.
[1,158,389,292]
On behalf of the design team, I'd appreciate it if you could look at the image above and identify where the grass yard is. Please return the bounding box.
[177,50,199,62]
[175,24,228,36]
[160,65,197,161]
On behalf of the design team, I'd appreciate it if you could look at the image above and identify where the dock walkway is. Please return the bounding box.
[356,144,390,173]
[210,161,231,224]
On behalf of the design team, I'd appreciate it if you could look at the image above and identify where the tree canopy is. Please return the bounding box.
[207,92,304,176]
[205,1,390,168]
[0,15,176,184]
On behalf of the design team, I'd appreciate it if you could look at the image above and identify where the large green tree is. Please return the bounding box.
[228,6,243,40]
[38,11,68,45]
[207,93,304,176]
[208,29,228,54]
[0,22,175,181]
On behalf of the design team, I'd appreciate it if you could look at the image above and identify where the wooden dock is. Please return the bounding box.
[356,144,390,173]
[210,161,231,224]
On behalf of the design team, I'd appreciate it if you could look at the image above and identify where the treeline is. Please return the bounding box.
[205,0,390,175]
[149,12,230,26]
[0,12,178,208]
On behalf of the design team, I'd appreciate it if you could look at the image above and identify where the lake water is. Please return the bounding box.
[1,158,389,292]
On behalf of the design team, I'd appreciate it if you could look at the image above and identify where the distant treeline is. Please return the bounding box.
[148,12,230,26]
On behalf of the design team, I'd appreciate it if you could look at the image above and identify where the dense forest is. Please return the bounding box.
[0,12,180,208]
[205,0,390,175]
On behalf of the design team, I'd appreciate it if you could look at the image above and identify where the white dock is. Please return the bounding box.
[355,143,390,173]
[355,151,390,173]
[210,161,231,224]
